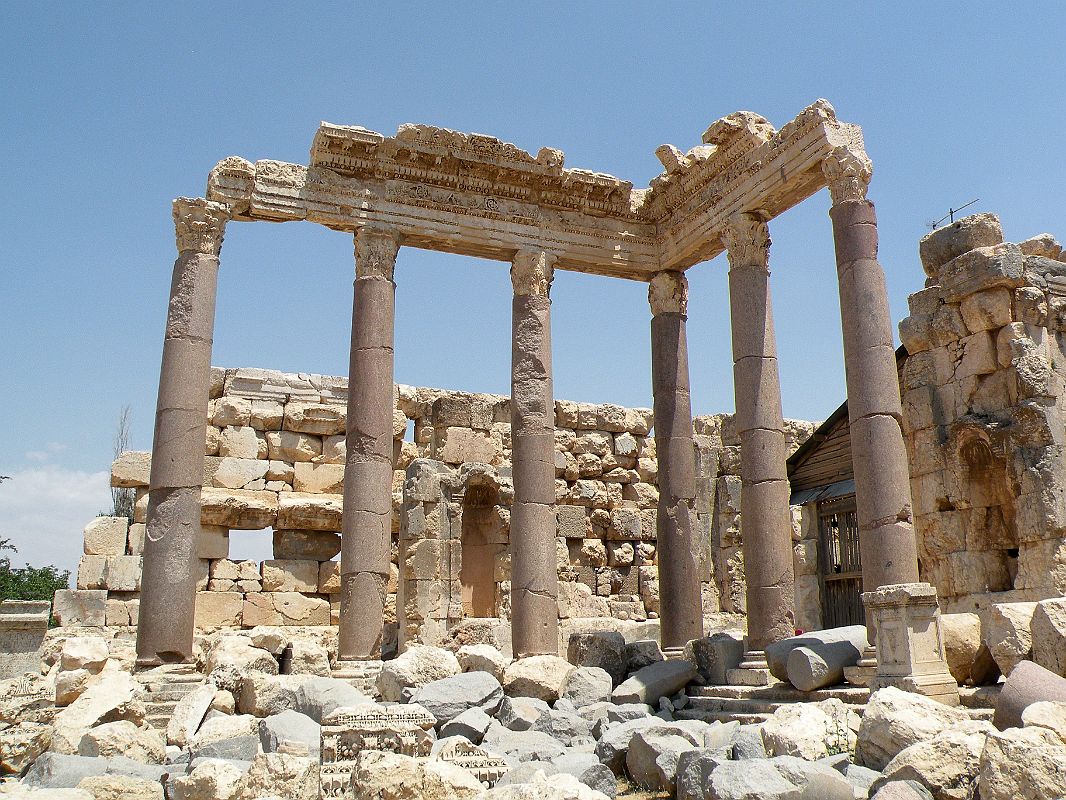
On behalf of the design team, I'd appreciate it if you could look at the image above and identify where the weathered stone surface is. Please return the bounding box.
[231,752,318,800]
[760,699,856,761]
[531,703,594,746]
[21,753,109,789]
[76,775,163,800]
[60,638,109,673]
[919,213,1004,276]
[594,716,666,773]
[481,768,609,799]
[700,758,800,800]
[292,676,372,722]
[938,613,982,685]
[440,706,494,743]
[349,750,483,800]
[623,640,664,673]
[1031,597,1066,677]
[560,666,612,707]
[83,518,129,556]
[856,687,969,771]
[497,696,549,731]
[0,722,52,776]
[51,672,146,755]
[985,601,1037,676]
[200,488,278,529]
[78,721,166,765]
[377,645,461,702]
[411,671,504,724]
[503,656,575,703]
[612,659,696,706]
[271,529,341,561]
[567,632,626,685]
[205,636,278,678]
[167,683,216,748]
[457,644,510,681]
[52,591,107,627]
[626,729,695,792]
[675,748,727,800]
[875,722,989,800]
[242,592,329,626]
[1021,699,1066,740]
[258,710,320,757]
[684,632,745,685]
[188,714,260,762]
[260,560,319,592]
[111,451,151,489]
[977,725,1066,800]
[482,723,567,763]
[172,758,245,800]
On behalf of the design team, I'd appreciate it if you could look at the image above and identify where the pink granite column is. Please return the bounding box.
[136,198,228,666]
[510,250,559,657]
[724,211,796,654]
[338,228,400,661]
[648,271,705,652]
[823,147,920,593]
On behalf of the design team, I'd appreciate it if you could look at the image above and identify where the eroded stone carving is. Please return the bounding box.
[648,271,688,316]
[722,211,771,270]
[173,197,229,256]
[435,738,509,787]
[354,228,400,280]
[822,145,873,205]
[510,250,555,297]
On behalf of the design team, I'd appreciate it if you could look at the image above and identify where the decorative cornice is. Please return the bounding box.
[648,271,688,316]
[511,250,556,297]
[354,228,400,280]
[822,145,872,204]
[723,211,771,270]
[173,198,229,256]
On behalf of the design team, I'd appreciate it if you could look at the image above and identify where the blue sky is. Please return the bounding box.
[2,3,1064,572]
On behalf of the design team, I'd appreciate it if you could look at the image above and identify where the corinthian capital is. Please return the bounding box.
[511,250,556,297]
[822,145,873,204]
[648,271,688,316]
[723,211,771,271]
[354,228,401,280]
[173,198,229,256]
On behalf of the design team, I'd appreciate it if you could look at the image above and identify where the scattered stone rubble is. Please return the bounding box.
[3,628,1066,799]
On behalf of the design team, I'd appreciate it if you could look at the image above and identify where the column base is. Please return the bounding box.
[726,650,773,686]
[662,646,686,661]
[843,645,878,688]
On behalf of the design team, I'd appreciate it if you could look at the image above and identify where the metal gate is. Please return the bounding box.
[817,495,865,628]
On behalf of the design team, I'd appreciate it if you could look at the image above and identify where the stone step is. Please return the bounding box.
[688,683,870,705]
[142,685,200,702]
[674,708,771,725]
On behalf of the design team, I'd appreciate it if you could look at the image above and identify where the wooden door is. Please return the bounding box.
[817,495,865,628]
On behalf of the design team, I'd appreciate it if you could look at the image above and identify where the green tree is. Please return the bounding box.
[0,537,70,604]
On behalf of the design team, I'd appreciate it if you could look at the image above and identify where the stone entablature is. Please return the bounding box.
[67,365,815,649]
[206,100,863,279]
[899,215,1066,613]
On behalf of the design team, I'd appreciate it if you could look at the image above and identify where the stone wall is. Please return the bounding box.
[60,365,816,651]
[900,215,1066,614]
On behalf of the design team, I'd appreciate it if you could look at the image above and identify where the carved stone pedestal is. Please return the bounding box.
[726,649,773,686]
[843,645,878,688]
[863,582,959,705]
[0,600,51,680]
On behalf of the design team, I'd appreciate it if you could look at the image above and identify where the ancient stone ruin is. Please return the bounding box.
[4,101,1066,799]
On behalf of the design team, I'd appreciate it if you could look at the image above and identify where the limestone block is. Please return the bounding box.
[77,719,165,764]
[211,457,269,490]
[77,556,107,590]
[572,431,612,457]
[110,451,151,489]
[607,541,634,567]
[261,560,319,592]
[217,426,266,459]
[608,508,642,541]
[956,331,997,379]
[211,396,251,427]
[210,559,261,581]
[276,492,342,531]
[200,488,278,529]
[503,656,574,703]
[556,505,590,539]
[579,538,607,567]
[856,686,969,771]
[977,725,1066,800]
[684,631,745,685]
[205,426,221,456]
[623,482,659,509]
[318,562,341,595]
[194,592,244,628]
[1032,597,1066,676]
[876,721,990,800]
[250,398,284,430]
[919,213,1004,277]
[83,517,129,556]
[102,556,141,591]
[242,593,330,627]
[761,699,857,760]
[292,462,345,494]
[435,427,500,464]
[960,287,1012,333]
[557,581,610,619]
[940,243,1025,303]
[50,671,146,754]
[271,529,340,561]
[1020,232,1064,259]
[283,401,346,435]
[613,660,697,706]
[126,523,145,555]
[614,432,639,457]
[985,601,1037,676]
[104,599,132,627]
[265,430,321,462]
[939,612,982,685]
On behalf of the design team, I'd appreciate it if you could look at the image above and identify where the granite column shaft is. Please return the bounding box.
[509,250,559,657]
[338,228,400,661]
[136,198,228,666]
[724,211,796,652]
[824,148,920,593]
[649,271,704,651]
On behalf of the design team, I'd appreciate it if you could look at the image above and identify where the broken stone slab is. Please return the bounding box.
[938,613,982,685]
[594,716,666,774]
[623,639,664,674]
[760,699,857,761]
[258,710,320,758]
[560,666,612,707]
[991,658,1066,731]
[77,775,162,800]
[440,706,494,743]
[977,724,1066,800]
[626,729,696,793]
[1031,596,1066,677]
[985,601,1037,677]
[856,686,969,771]
[611,659,696,706]
[919,213,1004,277]
[21,754,109,788]
[567,632,627,685]
[77,720,166,765]
[674,748,728,800]
[376,644,460,702]
[684,631,745,685]
[764,625,868,683]
[870,782,936,800]
[700,759,800,800]
[166,683,217,748]
[50,672,146,755]
[870,720,990,800]
[730,724,768,760]
[456,643,510,681]
[502,655,574,703]
[411,670,504,725]
[481,723,566,763]
[531,706,594,747]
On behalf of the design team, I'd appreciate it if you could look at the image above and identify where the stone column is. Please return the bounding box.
[338,228,400,661]
[724,211,796,660]
[823,147,920,593]
[136,198,228,666]
[648,271,704,652]
[510,249,559,657]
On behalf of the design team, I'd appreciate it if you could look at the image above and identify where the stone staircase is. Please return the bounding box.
[680,682,1000,725]
[680,683,870,724]
[136,663,205,731]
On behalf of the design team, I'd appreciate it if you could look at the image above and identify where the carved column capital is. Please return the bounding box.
[511,250,556,297]
[173,198,229,256]
[354,228,401,280]
[648,271,688,316]
[723,211,771,271]
[822,145,873,204]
